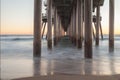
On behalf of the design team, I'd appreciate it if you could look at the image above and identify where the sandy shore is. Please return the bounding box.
[13,74,120,80]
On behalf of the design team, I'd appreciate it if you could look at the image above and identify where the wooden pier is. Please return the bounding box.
[34,0,115,58]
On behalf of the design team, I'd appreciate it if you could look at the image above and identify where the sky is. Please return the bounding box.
[1,0,120,35]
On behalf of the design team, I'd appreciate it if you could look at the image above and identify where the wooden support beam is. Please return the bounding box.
[42,22,46,38]
[84,0,93,58]
[34,0,42,57]
[93,22,97,39]
[46,27,48,40]
[42,22,44,27]
[92,24,96,40]
[100,22,103,40]
[109,0,114,52]
[96,6,100,46]
[47,0,52,49]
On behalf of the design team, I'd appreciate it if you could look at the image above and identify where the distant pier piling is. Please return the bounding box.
[71,14,74,43]
[42,22,46,38]
[73,8,76,45]
[96,5,100,46]
[74,7,77,46]
[100,22,103,40]
[76,0,79,47]
[54,8,57,46]
[47,0,52,49]
[70,16,73,41]
[77,0,83,48]
[58,16,61,41]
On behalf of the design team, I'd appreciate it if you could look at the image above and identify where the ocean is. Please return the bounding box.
[1,35,120,80]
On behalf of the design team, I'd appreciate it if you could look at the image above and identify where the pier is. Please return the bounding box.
[34,0,114,58]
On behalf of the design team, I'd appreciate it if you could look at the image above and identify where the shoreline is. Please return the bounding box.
[13,74,120,80]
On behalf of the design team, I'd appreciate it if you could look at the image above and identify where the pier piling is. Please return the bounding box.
[96,5,100,46]
[34,0,42,57]
[47,0,52,49]
[54,8,57,46]
[77,0,83,48]
[109,0,114,52]
[42,22,46,38]
[84,0,93,58]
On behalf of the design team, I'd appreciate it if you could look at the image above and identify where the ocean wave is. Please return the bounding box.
[12,38,33,41]
[100,38,120,40]
[1,38,33,41]
[1,35,120,41]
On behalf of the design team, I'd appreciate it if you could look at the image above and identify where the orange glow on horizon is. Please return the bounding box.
[1,25,33,35]
[1,25,120,35]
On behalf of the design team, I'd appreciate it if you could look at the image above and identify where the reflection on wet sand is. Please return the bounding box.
[33,58,55,76]
[32,56,120,77]
[1,50,120,80]
[33,58,40,76]
[84,59,93,75]
[31,40,120,77]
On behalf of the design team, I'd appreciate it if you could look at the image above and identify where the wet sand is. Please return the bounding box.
[13,74,120,80]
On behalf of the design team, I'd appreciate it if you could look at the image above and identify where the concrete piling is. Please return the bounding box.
[84,0,93,58]
[54,8,57,46]
[109,0,114,52]
[47,0,52,49]
[34,0,42,57]
[96,6,100,46]
[77,0,83,48]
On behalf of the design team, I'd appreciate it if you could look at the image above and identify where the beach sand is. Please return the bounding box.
[13,74,120,80]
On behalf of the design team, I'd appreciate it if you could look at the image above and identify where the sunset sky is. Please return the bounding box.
[1,0,120,35]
